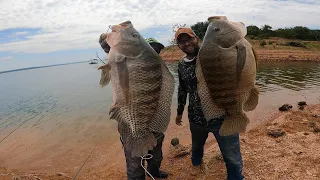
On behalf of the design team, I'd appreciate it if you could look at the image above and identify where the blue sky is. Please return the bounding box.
[1,0,320,71]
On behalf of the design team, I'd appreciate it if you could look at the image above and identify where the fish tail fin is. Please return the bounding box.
[219,112,249,136]
[98,64,111,87]
[125,131,157,157]
[243,86,259,112]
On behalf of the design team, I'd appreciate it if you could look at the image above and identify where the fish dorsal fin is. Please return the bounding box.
[208,16,228,21]
[115,53,129,103]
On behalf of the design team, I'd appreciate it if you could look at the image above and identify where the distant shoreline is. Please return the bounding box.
[0,61,88,75]
[160,38,320,62]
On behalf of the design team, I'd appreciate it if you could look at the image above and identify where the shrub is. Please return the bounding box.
[286,41,306,48]
[260,40,267,47]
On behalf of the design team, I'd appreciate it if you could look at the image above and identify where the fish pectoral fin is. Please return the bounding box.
[115,54,130,103]
[97,64,110,70]
[219,112,249,136]
[98,64,111,87]
[124,131,157,157]
[243,86,260,112]
[236,44,246,84]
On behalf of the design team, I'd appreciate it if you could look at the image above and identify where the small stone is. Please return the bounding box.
[170,144,191,157]
[214,154,224,161]
[304,132,309,135]
[309,121,316,128]
[293,150,303,155]
[313,127,320,133]
[298,101,307,106]
[267,128,285,138]
[240,137,247,143]
[312,114,319,118]
[171,138,180,146]
[12,176,21,180]
[279,104,292,111]
[56,173,66,177]
[299,106,305,110]
[35,177,42,180]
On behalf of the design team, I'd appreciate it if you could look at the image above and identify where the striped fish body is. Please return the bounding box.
[196,16,259,136]
[99,21,174,157]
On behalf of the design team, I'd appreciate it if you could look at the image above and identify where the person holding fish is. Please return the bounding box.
[174,16,258,180]
[98,23,171,180]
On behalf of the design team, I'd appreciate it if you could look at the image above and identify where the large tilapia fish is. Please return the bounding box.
[98,21,174,157]
[196,16,259,136]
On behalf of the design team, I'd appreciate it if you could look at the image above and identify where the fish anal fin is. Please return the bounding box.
[243,86,259,112]
[98,64,111,87]
[236,44,246,84]
[219,112,249,136]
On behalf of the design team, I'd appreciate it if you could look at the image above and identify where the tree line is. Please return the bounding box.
[188,21,320,41]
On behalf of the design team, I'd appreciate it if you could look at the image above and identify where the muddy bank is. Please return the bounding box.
[158,104,320,180]
[1,104,319,180]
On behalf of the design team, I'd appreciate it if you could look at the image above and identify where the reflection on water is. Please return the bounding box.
[166,61,320,94]
[256,62,320,93]
[166,61,320,127]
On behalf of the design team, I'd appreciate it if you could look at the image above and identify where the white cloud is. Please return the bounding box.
[0,0,319,53]
[15,31,29,35]
[0,56,13,60]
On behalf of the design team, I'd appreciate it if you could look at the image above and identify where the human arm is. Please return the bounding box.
[176,66,187,125]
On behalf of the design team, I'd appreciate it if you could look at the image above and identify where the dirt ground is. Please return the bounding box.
[1,104,319,180]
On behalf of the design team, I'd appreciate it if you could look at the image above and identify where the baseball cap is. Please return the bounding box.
[145,38,165,54]
[174,27,196,42]
[145,38,160,44]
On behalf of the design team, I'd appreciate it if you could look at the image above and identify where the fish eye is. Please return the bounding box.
[132,32,140,38]
[213,27,220,31]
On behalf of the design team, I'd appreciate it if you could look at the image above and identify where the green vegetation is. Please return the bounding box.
[260,40,267,47]
[190,21,210,40]
[285,41,306,48]
[188,21,320,41]
[247,25,320,41]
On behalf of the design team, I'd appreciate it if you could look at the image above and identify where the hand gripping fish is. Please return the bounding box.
[98,21,174,157]
[196,16,259,136]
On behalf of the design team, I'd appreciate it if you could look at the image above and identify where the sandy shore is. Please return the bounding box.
[0,103,319,180]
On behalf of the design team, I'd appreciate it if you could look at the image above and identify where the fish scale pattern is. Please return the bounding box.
[104,21,174,157]
[196,16,259,136]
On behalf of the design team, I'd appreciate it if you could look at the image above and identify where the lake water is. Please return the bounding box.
[0,61,320,173]
[1,61,320,136]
